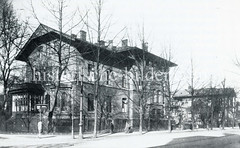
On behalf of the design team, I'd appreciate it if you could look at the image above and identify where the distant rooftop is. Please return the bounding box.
[173,87,236,100]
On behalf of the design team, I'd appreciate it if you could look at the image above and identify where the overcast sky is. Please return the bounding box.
[12,0,240,91]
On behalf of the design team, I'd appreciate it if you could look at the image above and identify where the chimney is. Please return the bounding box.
[142,42,148,51]
[108,40,113,49]
[80,30,86,41]
[71,34,77,40]
[99,40,105,47]
[112,46,117,51]
[122,39,128,47]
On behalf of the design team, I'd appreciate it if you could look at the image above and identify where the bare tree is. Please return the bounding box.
[161,49,181,132]
[80,0,126,137]
[186,58,206,131]
[0,0,28,130]
[29,0,85,133]
[221,78,226,129]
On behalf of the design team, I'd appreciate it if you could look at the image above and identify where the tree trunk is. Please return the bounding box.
[210,98,214,130]
[93,81,99,137]
[99,113,102,132]
[48,79,60,133]
[222,97,226,130]
[168,115,171,132]
[3,85,8,132]
[139,106,143,134]
[168,101,172,132]
[191,97,195,131]
[148,109,151,131]
[232,97,236,128]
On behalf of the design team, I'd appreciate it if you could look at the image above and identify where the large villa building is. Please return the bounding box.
[7,24,177,133]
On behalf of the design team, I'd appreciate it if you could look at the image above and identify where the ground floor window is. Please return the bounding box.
[105,96,112,113]
[12,94,43,112]
[88,93,94,111]
[122,98,128,112]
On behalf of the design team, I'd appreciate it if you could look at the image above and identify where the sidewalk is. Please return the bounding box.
[0,134,77,147]
[1,127,240,147]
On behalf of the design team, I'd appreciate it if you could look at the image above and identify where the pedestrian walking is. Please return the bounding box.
[110,122,114,134]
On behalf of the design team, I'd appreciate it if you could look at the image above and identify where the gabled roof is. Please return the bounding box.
[16,24,176,70]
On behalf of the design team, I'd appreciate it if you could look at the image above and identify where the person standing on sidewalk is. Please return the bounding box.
[110,122,114,134]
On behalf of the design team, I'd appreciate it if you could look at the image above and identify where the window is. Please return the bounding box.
[61,92,67,111]
[88,64,94,81]
[106,96,112,113]
[122,98,128,112]
[106,69,112,85]
[156,90,161,103]
[12,94,44,112]
[153,89,157,103]
[88,64,94,76]
[106,70,110,85]
[88,94,94,111]
[122,75,126,88]
[45,94,50,108]
[157,109,161,115]
[151,109,156,115]
[157,90,164,104]
[37,46,43,59]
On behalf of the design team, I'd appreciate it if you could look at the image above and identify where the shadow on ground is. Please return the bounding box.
[82,131,142,140]
[150,134,240,148]
[0,136,8,139]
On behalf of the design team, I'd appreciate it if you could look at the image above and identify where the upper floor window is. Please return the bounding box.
[156,90,161,103]
[88,64,95,82]
[105,69,112,85]
[37,46,43,60]
[88,64,94,76]
[153,89,157,103]
[122,75,126,88]
[106,70,110,85]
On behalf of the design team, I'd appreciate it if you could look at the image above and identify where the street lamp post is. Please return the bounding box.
[36,104,47,138]
[71,88,74,139]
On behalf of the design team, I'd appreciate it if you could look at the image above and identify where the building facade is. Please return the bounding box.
[173,87,237,129]
[8,24,177,133]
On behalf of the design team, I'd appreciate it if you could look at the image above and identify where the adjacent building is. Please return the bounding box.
[173,87,237,129]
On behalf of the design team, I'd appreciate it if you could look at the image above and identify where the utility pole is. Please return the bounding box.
[190,58,195,131]
[71,87,74,139]
[221,78,226,130]
[79,67,84,139]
